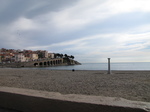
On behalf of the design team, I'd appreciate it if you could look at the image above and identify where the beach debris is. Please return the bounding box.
[72,69,75,72]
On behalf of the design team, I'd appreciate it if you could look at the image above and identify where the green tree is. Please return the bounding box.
[54,53,62,58]
[70,55,74,59]
[60,54,63,58]
[64,54,68,58]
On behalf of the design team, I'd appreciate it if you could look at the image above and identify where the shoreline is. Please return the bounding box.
[0,68,150,103]
[1,65,150,71]
[1,67,150,72]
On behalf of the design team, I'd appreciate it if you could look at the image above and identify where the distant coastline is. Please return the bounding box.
[0,48,81,68]
[0,58,81,68]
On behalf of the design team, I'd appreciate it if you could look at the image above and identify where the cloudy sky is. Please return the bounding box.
[0,0,150,63]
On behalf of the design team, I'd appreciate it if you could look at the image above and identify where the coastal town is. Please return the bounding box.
[0,48,80,67]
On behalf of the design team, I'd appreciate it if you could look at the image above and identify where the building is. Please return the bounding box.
[0,54,4,63]
[15,53,26,62]
[23,50,33,54]
[0,55,1,63]
[29,53,38,60]
[44,50,48,58]
[0,48,64,63]
[4,54,12,63]
[35,50,48,58]
[11,56,15,62]
[48,53,55,58]
[0,53,14,63]
[23,53,38,62]
[0,49,1,63]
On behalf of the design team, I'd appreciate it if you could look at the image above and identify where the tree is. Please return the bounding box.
[60,54,63,58]
[70,55,74,59]
[64,54,68,58]
[54,53,62,58]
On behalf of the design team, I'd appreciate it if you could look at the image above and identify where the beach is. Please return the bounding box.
[0,68,150,102]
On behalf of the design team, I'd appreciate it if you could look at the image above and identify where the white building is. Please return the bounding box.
[29,53,38,60]
[15,53,26,62]
[48,53,55,58]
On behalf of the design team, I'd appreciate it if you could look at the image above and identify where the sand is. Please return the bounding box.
[0,68,150,102]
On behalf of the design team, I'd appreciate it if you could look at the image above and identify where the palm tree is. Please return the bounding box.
[64,54,68,58]
[70,55,74,59]
[54,53,59,58]
[60,54,63,58]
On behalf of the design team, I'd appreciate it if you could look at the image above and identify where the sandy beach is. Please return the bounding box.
[0,68,150,102]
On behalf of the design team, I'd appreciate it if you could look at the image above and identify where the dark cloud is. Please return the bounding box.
[0,0,80,48]
[26,0,79,18]
[0,0,150,62]
[0,0,31,25]
[0,0,79,25]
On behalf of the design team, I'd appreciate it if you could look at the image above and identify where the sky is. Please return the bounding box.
[0,0,150,63]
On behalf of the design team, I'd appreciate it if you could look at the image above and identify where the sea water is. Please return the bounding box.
[36,62,150,70]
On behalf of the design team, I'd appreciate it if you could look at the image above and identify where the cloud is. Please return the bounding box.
[0,0,150,62]
[0,0,79,24]
[47,0,150,32]
[131,24,150,33]
[27,31,150,55]
[109,0,150,13]
[11,17,38,30]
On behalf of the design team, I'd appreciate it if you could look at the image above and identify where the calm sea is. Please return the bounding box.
[32,62,150,71]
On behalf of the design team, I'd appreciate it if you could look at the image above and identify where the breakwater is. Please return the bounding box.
[0,58,81,68]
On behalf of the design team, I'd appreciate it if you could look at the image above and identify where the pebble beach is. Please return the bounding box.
[0,68,150,102]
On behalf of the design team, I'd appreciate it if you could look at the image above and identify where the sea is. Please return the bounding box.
[29,62,150,71]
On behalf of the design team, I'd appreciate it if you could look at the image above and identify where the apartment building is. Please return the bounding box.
[0,56,1,63]
[29,53,38,60]
[0,48,57,63]
[35,50,48,58]
[15,53,26,62]
[48,53,55,58]
[0,54,14,63]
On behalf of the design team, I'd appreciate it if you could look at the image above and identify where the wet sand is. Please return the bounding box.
[0,68,150,102]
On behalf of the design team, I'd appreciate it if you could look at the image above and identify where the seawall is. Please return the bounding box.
[0,87,149,112]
